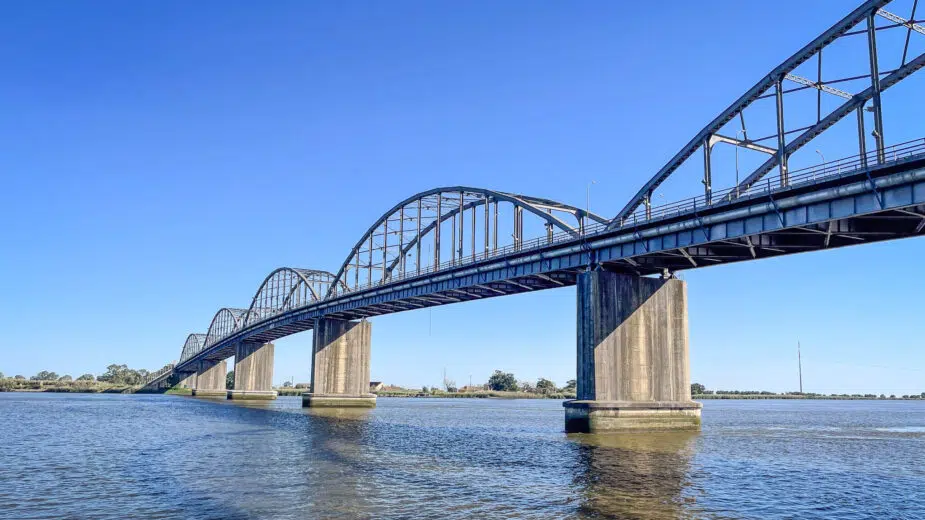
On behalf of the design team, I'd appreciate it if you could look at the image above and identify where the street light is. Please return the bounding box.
[815,149,825,181]
[735,129,746,197]
[586,180,597,215]
[586,180,597,234]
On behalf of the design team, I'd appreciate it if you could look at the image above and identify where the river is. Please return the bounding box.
[0,394,923,519]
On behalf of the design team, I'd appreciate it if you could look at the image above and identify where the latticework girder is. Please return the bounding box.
[324,186,608,298]
[610,0,925,228]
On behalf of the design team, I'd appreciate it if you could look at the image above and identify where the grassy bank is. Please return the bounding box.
[695,393,925,400]
[0,379,137,394]
[374,389,576,399]
[267,388,576,399]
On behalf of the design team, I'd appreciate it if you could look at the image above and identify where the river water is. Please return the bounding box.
[0,394,923,519]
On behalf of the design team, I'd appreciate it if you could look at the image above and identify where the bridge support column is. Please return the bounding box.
[191,359,227,397]
[177,373,196,389]
[564,271,701,433]
[303,318,376,408]
[228,342,277,400]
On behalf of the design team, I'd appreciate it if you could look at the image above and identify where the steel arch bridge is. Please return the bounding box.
[149,0,925,384]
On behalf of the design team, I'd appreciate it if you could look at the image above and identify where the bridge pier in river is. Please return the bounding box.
[191,359,227,397]
[564,270,702,433]
[303,318,376,408]
[177,372,196,389]
[228,342,277,400]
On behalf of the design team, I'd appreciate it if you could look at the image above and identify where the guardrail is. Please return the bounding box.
[141,364,175,387]
[623,137,925,224]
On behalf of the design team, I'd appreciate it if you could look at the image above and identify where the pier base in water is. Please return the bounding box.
[566,271,701,433]
[227,390,278,400]
[303,318,376,409]
[302,393,377,408]
[191,359,227,398]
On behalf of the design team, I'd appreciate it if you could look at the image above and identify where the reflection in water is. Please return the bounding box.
[571,431,698,519]
[303,406,374,422]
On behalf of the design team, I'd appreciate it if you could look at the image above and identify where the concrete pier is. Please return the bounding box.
[228,342,277,400]
[564,270,701,433]
[177,373,196,389]
[191,359,227,397]
[302,318,376,408]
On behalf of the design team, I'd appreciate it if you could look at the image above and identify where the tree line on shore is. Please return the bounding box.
[407,370,575,396]
[691,382,925,400]
[0,364,154,387]
[248,370,578,396]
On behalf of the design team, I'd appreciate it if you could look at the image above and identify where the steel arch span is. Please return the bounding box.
[324,186,608,299]
[610,0,925,228]
[244,268,345,327]
[203,308,249,349]
[179,334,207,365]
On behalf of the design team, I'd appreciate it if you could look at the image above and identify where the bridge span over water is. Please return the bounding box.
[145,0,925,432]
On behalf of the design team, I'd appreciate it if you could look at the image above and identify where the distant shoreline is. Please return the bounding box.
[3,383,922,401]
[695,393,924,401]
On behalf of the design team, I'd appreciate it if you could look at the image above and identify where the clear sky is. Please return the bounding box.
[1,0,924,395]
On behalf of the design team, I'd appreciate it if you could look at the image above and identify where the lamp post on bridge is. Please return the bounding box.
[815,150,825,181]
[735,129,746,197]
[586,180,596,234]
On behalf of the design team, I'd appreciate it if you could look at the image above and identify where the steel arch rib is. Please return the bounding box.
[609,0,890,227]
[323,186,608,299]
[180,333,207,363]
[204,308,248,347]
[244,267,345,326]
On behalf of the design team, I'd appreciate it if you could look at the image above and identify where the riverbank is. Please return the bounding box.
[695,393,925,400]
[3,380,921,400]
[0,379,137,394]
[374,390,577,399]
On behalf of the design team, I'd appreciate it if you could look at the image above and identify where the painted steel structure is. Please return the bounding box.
[145,0,925,386]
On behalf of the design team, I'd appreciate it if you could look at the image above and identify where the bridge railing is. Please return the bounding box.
[141,363,175,387]
[622,138,925,225]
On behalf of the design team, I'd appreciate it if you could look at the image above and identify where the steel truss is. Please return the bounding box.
[611,0,925,228]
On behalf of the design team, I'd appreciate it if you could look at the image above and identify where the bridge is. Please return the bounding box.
[144,0,925,432]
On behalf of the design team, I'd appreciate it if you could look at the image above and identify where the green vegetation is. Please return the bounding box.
[0,377,135,393]
[690,382,925,400]
[0,364,162,393]
[372,371,578,400]
[97,364,148,385]
[375,388,576,399]
[226,370,234,390]
[536,378,557,395]
[488,370,518,391]
[31,371,59,381]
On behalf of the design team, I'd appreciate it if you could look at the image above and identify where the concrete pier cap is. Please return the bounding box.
[564,270,701,433]
[302,318,376,408]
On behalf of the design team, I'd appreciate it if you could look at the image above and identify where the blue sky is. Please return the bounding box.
[1,0,924,394]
